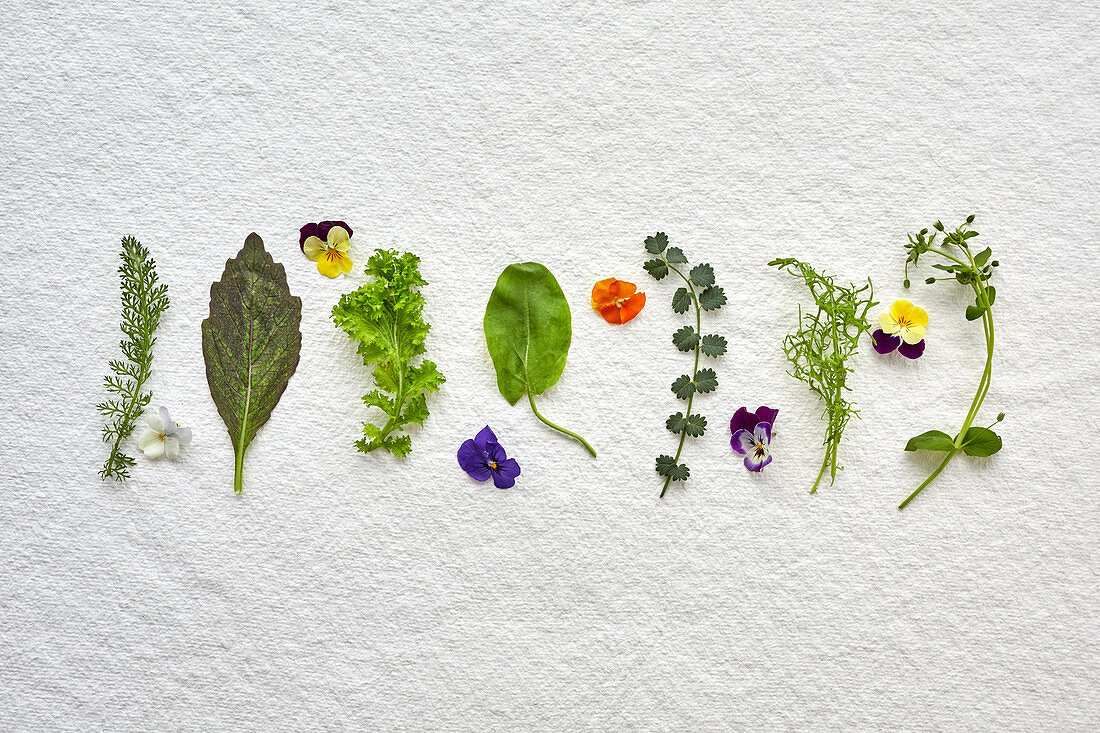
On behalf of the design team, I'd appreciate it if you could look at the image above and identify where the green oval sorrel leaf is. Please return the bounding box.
[483,262,571,405]
[483,262,595,456]
[201,233,302,494]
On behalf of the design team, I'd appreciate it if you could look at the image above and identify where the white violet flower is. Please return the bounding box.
[137,406,192,459]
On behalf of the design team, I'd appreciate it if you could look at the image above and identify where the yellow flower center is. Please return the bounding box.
[489,461,498,469]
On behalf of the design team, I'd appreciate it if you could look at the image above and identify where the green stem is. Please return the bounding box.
[527,391,596,457]
[900,245,995,509]
[660,265,703,498]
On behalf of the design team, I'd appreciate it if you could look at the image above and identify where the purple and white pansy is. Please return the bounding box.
[730,406,778,472]
[457,425,521,489]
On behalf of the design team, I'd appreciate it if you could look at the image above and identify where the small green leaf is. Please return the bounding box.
[699,334,727,357]
[644,232,668,254]
[665,412,688,434]
[665,247,688,264]
[644,258,668,280]
[689,263,715,287]
[671,374,695,399]
[672,325,699,352]
[684,413,707,437]
[672,287,692,314]
[965,305,985,321]
[986,286,996,306]
[698,286,726,311]
[905,430,955,453]
[932,263,961,273]
[960,427,1002,457]
[655,455,690,482]
[973,247,992,267]
[693,368,718,393]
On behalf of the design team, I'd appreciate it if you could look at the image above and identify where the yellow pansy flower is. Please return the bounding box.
[302,224,353,278]
[878,299,928,344]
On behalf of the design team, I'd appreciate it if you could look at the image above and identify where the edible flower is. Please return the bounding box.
[591,277,646,324]
[457,425,521,489]
[136,406,192,459]
[730,406,777,472]
[300,220,354,278]
[872,299,927,359]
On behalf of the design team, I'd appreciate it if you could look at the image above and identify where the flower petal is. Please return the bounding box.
[754,421,772,445]
[457,439,491,481]
[158,407,173,435]
[136,429,160,452]
[754,406,778,427]
[317,220,352,240]
[908,304,929,327]
[890,299,914,323]
[901,324,926,344]
[898,339,926,359]
[303,236,326,261]
[496,457,521,480]
[473,426,497,450]
[147,412,163,432]
[878,312,900,334]
[730,407,756,436]
[590,278,614,309]
[143,438,166,459]
[744,451,772,472]
[299,223,322,249]
[731,428,755,455]
[487,442,508,464]
[327,226,351,252]
[608,278,637,300]
[339,251,353,274]
[871,329,901,354]
[317,251,343,278]
[164,436,180,459]
[598,303,622,324]
[491,465,518,489]
[174,426,192,445]
[618,293,646,324]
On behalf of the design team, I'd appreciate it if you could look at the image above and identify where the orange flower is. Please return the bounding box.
[591,277,646,324]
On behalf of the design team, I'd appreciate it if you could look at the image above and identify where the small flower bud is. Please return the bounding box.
[903,279,911,288]
[996,412,1005,422]
[991,260,999,267]
[925,277,936,284]
[933,221,944,232]
[966,214,975,224]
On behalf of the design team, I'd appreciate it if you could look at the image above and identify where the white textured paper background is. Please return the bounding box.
[1,2,1097,730]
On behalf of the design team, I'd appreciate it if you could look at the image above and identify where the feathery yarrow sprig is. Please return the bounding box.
[769,258,875,493]
[643,232,728,498]
[98,236,170,480]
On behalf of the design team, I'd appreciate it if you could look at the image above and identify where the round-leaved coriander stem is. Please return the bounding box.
[527,391,596,457]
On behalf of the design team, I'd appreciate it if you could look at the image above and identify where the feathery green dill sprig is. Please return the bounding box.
[769,258,875,493]
[97,237,170,480]
[644,232,728,498]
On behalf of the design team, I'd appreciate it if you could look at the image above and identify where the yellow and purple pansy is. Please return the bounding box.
[730,406,777,472]
[300,220,353,278]
[457,425,521,489]
[872,299,927,359]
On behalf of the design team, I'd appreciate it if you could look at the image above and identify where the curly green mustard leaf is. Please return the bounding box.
[672,325,699,352]
[333,249,445,457]
[672,287,692,314]
[202,233,302,494]
[700,334,727,357]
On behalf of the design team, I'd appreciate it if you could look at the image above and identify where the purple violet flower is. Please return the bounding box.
[871,329,925,359]
[299,220,354,251]
[457,426,521,489]
[730,406,777,472]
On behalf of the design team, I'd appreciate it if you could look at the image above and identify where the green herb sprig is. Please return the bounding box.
[98,236,170,480]
[769,258,875,493]
[898,216,1003,509]
[333,249,445,457]
[644,233,727,498]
